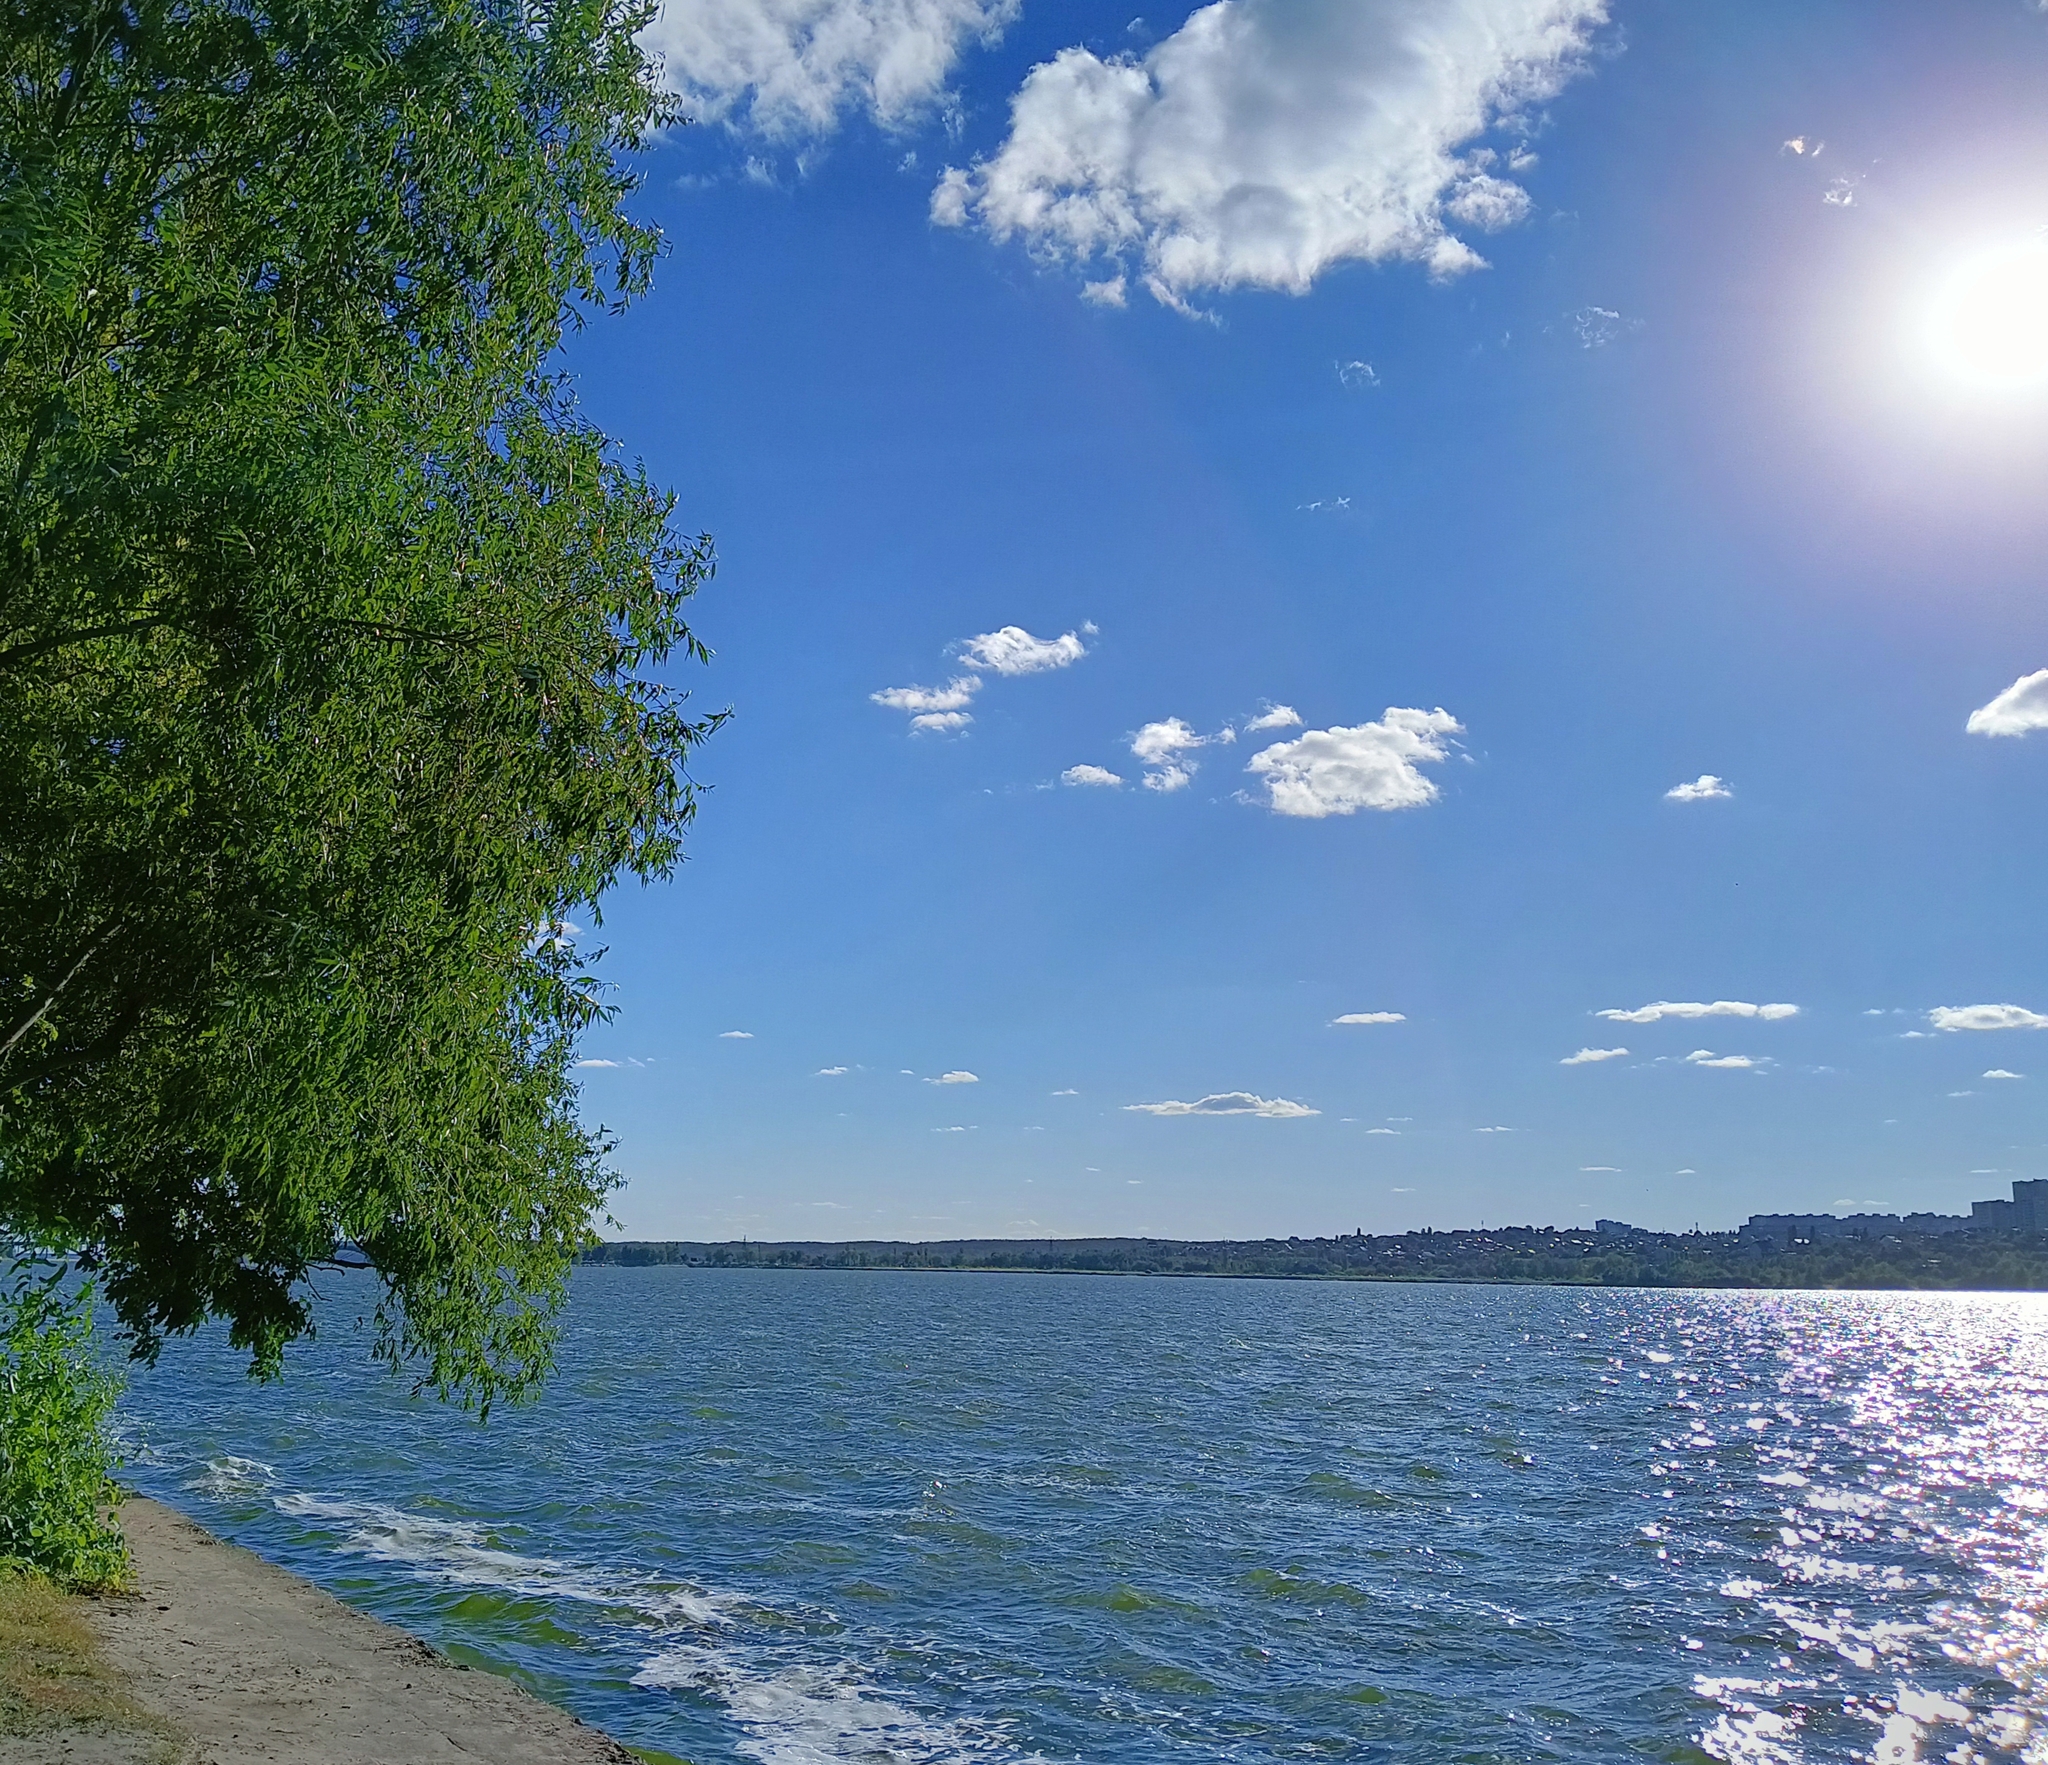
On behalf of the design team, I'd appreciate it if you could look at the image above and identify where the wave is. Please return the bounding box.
[270,1491,755,1629]
[268,1488,1009,1763]
[190,1454,277,1498]
[633,1646,1008,1765]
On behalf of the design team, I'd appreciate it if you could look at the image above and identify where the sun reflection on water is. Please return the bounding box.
[1656,1296,2048,1764]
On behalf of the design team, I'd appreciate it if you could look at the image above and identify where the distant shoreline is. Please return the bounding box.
[577,1227,2048,1292]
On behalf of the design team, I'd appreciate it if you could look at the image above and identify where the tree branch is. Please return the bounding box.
[0,921,122,1067]
[0,616,177,670]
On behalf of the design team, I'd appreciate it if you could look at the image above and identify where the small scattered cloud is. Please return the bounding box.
[1133,716,1211,792]
[816,1065,850,1076]
[1985,1069,2026,1080]
[1929,1004,2048,1032]
[1567,305,1640,348]
[1782,135,1821,156]
[957,624,1091,676]
[932,1125,976,1133]
[1126,1091,1319,1118]
[1296,496,1353,513]
[1081,275,1128,307]
[872,675,982,732]
[1246,707,1462,818]
[1332,1011,1405,1025]
[718,1030,754,1039]
[1366,1127,1400,1135]
[874,625,1092,735]
[1580,1165,1621,1172]
[1597,1000,1798,1025]
[1052,1087,1079,1095]
[576,1058,621,1069]
[1665,774,1731,802]
[1822,177,1856,207]
[1967,669,2048,738]
[1244,704,1303,734]
[1561,1046,1629,1065]
[1686,1049,1760,1069]
[926,1070,979,1085]
[1062,763,1124,788]
[1475,1125,1514,1133]
[1949,1090,1976,1099]
[1336,360,1378,389]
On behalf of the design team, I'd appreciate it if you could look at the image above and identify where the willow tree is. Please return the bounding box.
[0,0,717,1407]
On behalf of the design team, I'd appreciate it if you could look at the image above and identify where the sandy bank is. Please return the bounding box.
[21,1498,641,1765]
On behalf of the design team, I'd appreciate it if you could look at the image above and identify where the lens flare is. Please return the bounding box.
[1924,236,2048,396]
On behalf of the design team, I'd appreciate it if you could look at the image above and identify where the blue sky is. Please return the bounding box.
[565,0,2048,1241]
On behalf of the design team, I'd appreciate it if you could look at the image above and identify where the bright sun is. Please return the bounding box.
[1924,236,2048,395]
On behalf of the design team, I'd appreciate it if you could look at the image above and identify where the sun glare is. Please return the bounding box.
[1924,236,2048,396]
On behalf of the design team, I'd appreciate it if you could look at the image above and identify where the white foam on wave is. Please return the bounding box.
[276,1491,1011,1764]
[191,1454,276,1497]
[634,1645,1006,1765]
[271,1492,749,1628]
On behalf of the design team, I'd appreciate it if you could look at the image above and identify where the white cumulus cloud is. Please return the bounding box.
[1244,703,1304,733]
[872,675,982,731]
[929,1070,981,1084]
[575,1058,621,1068]
[1332,1011,1405,1025]
[1686,1049,1759,1069]
[1985,1069,2025,1079]
[1966,669,2048,737]
[1126,1091,1319,1117]
[815,1065,850,1075]
[1596,1000,1799,1025]
[718,1030,755,1039]
[957,624,1090,674]
[1132,716,1212,791]
[1561,1046,1628,1065]
[1929,1004,2048,1032]
[876,625,1093,735]
[932,0,1607,307]
[1062,763,1124,787]
[643,0,1020,138]
[1665,774,1731,802]
[1246,707,1461,817]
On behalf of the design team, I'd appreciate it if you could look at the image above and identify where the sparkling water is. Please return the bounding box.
[120,1269,2048,1763]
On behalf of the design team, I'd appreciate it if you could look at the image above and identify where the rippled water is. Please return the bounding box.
[117,1269,2048,1763]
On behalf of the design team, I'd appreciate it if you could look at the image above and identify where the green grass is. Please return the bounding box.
[0,1569,183,1759]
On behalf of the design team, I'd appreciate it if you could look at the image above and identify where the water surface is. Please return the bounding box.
[121,1270,2048,1762]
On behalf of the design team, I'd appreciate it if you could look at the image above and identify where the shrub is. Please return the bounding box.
[0,1264,127,1591]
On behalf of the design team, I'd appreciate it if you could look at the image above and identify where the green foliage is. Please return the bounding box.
[0,1,720,1409]
[0,1264,126,1592]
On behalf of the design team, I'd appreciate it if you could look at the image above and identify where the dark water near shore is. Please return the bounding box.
[120,1269,2048,1763]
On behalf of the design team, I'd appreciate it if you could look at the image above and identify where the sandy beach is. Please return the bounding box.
[6,1499,640,1765]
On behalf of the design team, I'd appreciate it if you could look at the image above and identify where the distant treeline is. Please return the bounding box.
[576,1226,2048,1291]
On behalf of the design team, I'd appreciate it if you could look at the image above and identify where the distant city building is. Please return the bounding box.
[1743,1179,2044,1244]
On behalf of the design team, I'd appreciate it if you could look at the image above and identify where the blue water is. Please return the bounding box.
[118,1270,2048,1763]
